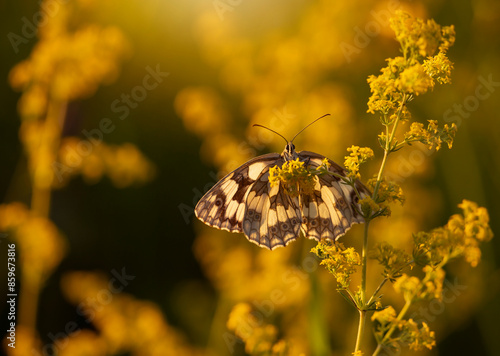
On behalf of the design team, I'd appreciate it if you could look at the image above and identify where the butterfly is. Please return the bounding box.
[195,115,370,250]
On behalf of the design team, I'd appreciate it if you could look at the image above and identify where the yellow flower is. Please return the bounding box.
[402,320,436,351]
[393,274,421,302]
[57,331,107,356]
[227,303,286,356]
[312,241,361,288]
[269,159,317,196]
[396,63,434,95]
[390,10,455,59]
[344,146,374,179]
[371,305,396,325]
[404,120,457,150]
[359,197,380,218]
[369,242,411,281]
[423,51,454,85]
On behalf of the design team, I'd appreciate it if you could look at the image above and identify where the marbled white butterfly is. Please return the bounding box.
[195,115,370,250]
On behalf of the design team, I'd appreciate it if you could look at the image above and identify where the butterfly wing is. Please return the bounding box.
[297,151,370,241]
[242,164,302,250]
[196,149,370,250]
[195,153,281,233]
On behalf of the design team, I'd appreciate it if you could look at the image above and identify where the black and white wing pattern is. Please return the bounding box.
[195,149,370,250]
[195,153,280,234]
[195,153,302,250]
[297,151,369,242]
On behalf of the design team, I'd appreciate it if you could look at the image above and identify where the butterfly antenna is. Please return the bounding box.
[252,124,289,145]
[291,113,331,143]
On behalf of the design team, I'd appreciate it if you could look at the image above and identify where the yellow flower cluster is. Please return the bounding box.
[371,306,436,351]
[9,13,129,110]
[55,138,157,188]
[390,10,455,60]
[60,271,203,356]
[311,241,361,289]
[269,159,318,197]
[193,231,311,354]
[404,120,457,150]
[369,242,411,281]
[413,200,493,267]
[394,267,445,303]
[423,51,454,85]
[367,10,455,115]
[343,146,374,180]
[359,196,381,218]
[227,303,288,356]
[0,202,66,283]
[364,177,405,217]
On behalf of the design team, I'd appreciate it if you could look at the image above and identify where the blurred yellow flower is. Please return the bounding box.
[0,203,66,283]
[60,271,203,356]
[57,331,106,356]
[55,138,156,188]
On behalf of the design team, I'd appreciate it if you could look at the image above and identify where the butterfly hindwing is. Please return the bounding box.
[195,153,281,233]
[242,164,302,250]
[298,151,369,241]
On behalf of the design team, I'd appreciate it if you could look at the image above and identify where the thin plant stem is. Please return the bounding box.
[360,221,370,304]
[354,219,371,354]
[366,278,388,307]
[372,94,408,200]
[354,94,408,354]
[22,100,66,333]
[354,310,366,353]
[367,259,415,306]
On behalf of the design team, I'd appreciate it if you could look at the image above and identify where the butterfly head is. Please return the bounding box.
[283,142,298,161]
[253,114,331,161]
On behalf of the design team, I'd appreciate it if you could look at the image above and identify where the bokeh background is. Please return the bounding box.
[0,0,499,355]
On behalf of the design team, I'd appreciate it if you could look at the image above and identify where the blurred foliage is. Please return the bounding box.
[0,0,499,356]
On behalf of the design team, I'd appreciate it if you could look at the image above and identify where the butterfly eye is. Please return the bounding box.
[281,223,289,231]
[310,219,319,227]
[321,219,330,226]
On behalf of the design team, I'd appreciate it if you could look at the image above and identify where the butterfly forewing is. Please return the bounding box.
[195,153,281,233]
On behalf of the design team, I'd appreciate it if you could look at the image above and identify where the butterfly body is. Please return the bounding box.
[195,141,370,250]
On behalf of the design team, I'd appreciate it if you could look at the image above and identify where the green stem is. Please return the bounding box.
[372,94,408,200]
[354,219,371,354]
[367,259,415,307]
[354,310,366,353]
[360,221,370,304]
[366,278,388,307]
